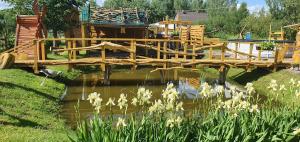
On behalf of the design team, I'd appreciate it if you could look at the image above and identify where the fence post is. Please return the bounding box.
[221,45,225,62]
[101,46,106,72]
[184,43,187,59]
[41,40,46,60]
[33,40,39,74]
[249,43,253,63]
[157,42,161,59]
[67,40,73,71]
[273,48,279,72]
[73,40,77,60]
[234,42,238,59]
[163,41,167,68]
[209,47,213,60]
[192,44,196,68]
[131,40,137,70]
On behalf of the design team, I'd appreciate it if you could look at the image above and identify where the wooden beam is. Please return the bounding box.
[41,41,46,60]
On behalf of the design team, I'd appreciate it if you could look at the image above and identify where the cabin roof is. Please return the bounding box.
[80,6,148,27]
[175,11,208,23]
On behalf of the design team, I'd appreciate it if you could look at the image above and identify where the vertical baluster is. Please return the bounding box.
[249,43,253,63]
[234,42,238,59]
[209,47,213,60]
[163,41,167,68]
[157,42,161,59]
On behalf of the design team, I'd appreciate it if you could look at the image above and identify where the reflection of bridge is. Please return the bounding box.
[5,38,296,84]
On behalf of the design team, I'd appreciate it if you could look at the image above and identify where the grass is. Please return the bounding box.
[201,67,300,107]
[0,68,80,142]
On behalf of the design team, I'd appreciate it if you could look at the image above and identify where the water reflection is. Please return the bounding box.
[61,68,242,126]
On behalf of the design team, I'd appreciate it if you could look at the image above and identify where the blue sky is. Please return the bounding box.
[1,0,267,12]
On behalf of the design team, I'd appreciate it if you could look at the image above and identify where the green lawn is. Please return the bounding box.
[0,68,79,142]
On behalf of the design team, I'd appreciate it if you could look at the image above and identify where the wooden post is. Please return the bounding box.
[73,40,77,59]
[218,66,229,85]
[234,42,238,59]
[33,40,39,74]
[103,65,111,85]
[67,40,73,71]
[221,46,225,61]
[157,42,161,59]
[249,43,254,63]
[81,24,86,47]
[258,48,262,61]
[192,44,196,68]
[184,43,187,59]
[163,41,167,68]
[209,47,213,60]
[273,48,279,72]
[101,46,106,72]
[175,42,179,59]
[131,40,137,70]
[41,41,46,60]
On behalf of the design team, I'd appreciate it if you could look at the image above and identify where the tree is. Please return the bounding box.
[0,9,16,49]
[104,0,129,8]
[174,0,190,11]
[190,0,206,11]
[42,0,84,39]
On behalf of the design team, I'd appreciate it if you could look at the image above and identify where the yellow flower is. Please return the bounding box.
[149,99,164,114]
[118,93,128,110]
[199,82,213,98]
[245,83,255,95]
[175,102,184,111]
[131,97,138,106]
[116,117,127,128]
[106,98,115,106]
[175,116,183,127]
[279,85,287,91]
[267,79,278,91]
[166,118,175,128]
[289,78,296,86]
[249,105,259,113]
[137,87,152,106]
[87,92,100,104]
[293,127,300,136]
[296,90,300,98]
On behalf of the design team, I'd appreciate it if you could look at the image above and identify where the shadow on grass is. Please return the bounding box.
[0,108,46,129]
[0,81,57,101]
[229,68,272,85]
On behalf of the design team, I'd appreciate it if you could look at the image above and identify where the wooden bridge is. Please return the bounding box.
[5,37,296,84]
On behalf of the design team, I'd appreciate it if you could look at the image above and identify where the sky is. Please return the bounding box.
[0,0,267,12]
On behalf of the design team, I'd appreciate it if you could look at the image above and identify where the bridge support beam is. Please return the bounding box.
[218,66,229,85]
[160,70,167,84]
[103,65,111,85]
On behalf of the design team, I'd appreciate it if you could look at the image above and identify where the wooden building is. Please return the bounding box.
[79,2,149,47]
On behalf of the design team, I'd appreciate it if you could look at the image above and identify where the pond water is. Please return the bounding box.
[60,68,242,126]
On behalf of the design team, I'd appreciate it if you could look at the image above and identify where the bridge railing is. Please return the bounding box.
[26,38,294,73]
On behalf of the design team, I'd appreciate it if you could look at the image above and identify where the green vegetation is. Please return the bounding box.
[201,68,300,107]
[0,68,79,142]
[72,83,300,142]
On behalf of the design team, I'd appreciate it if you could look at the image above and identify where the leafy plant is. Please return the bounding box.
[259,42,276,50]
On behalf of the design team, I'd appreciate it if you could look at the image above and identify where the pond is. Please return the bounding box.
[60,68,244,126]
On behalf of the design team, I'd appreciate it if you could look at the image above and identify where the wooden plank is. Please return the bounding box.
[163,41,167,68]
[33,41,39,74]
[101,46,106,71]
[41,41,46,60]
[249,43,254,63]
[157,42,161,59]
[73,41,77,59]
